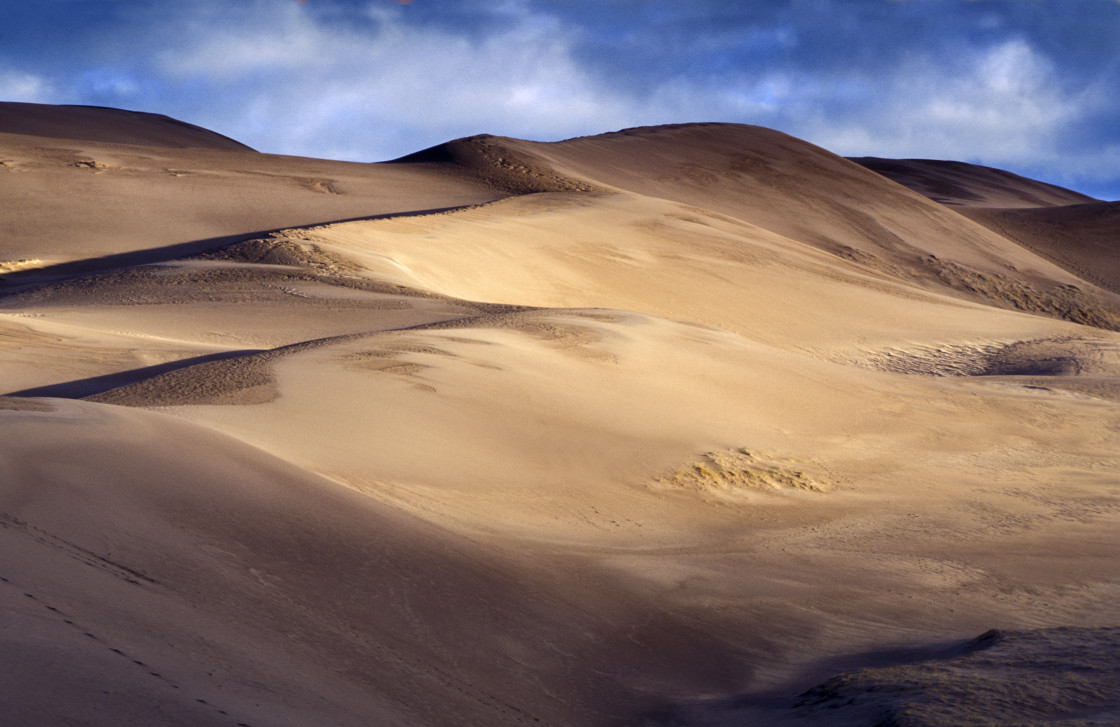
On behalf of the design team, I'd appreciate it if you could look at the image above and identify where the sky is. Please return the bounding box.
[2,0,1119,200]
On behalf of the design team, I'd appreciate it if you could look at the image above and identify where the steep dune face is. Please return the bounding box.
[849,156,1099,208]
[495,124,1026,267]
[3,108,1120,726]
[849,153,1119,304]
[960,202,1120,294]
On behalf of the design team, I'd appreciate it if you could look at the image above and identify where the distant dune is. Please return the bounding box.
[849,156,1099,208]
[2,105,1118,726]
[850,154,1119,294]
[960,202,1120,294]
[0,101,256,151]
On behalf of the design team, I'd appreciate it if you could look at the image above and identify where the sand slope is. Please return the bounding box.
[849,156,1099,208]
[438,125,1120,329]
[2,108,1119,725]
[961,202,1120,294]
[0,102,504,268]
[849,153,1119,296]
[0,102,256,151]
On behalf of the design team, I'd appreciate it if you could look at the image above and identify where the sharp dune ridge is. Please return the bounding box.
[2,102,1119,726]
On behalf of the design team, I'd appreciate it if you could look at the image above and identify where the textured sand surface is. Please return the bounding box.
[2,103,1118,726]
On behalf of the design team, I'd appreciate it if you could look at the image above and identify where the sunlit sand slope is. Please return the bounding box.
[0,102,504,267]
[412,124,1120,329]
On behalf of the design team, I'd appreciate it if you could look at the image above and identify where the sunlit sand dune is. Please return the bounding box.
[0,104,503,267]
[2,103,1118,726]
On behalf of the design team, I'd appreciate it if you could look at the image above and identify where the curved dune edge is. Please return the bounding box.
[0,102,257,151]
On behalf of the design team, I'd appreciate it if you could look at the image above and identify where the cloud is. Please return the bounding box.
[0,68,54,103]
[147,1,637,160]
[797,39,1070,160]
[767,33,1120,198]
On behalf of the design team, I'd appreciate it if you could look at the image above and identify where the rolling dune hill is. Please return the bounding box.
[849,156,1099,208]
[852,155,1120,297]
[2,103,1119,726]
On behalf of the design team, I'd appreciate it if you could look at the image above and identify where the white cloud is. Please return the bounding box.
[803,39,1071,162]
[0,68,54,103]
[151,2,636,160]
[757,38,1074,173]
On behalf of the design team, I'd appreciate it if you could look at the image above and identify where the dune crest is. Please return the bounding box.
[850,156,1099,208]
[392,133,601,194]
[0,101,255,151]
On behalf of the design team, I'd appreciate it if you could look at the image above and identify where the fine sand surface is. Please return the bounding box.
[2,103,1119,726]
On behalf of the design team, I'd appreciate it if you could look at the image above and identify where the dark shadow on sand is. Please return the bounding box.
[0,204,484,294]
[640,630,1004,726]
[643,627,1120,726]
[4,349,264,400]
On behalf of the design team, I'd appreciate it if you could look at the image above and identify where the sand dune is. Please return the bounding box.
[849,153,1120,296]
[668,627,1120,725]
[0,102,504,268]
[0,102,256,151]
[961,202,1120,294]
[850,156,1099,208]
[411,124,1120,330]
[2,106,1119,725]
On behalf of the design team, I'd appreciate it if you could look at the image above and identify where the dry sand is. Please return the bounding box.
[2,103,1119,726]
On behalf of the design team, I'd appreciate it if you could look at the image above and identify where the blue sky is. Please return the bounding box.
[2,0,1119,199]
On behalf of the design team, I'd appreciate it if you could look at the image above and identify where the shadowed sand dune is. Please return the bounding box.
[2,106,1119,726]
[0,102,256,151]
[654,627,1120,725]
[850,154,1120,295]
[849,157,1100,208]
[961,202,1120,295]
